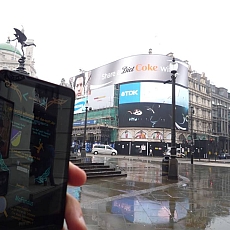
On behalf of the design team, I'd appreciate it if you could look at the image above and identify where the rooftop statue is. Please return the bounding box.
[11,28,36,58]
[10,27,36,75]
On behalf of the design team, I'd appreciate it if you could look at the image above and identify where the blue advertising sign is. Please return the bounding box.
[119,82,140,104]
[73,120,97,126]
[74,97,87,114]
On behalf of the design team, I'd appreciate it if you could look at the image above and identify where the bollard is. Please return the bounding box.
[162,156,170,176]
[81,147,86,157]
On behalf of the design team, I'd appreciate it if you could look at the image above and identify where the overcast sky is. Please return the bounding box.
[1,0,229,90]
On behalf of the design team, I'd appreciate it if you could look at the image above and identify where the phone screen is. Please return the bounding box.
[0,70,75,229]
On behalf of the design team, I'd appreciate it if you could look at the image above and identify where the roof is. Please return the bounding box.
[0,42,22,56]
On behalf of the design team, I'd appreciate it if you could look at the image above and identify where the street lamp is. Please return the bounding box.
[160,118,166,152]
[190,106,194,164]
[161,118,166,142]
[81,102,91,157]
[104,123,109,144]
[164,57,179,180]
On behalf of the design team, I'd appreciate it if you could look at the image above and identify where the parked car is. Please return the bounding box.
[177,152,186,158]
[163,149,185,158]
[92,144,117,156]
[218,152,230,159]
[164,149,171,156]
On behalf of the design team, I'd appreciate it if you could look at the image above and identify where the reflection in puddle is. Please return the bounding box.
[69,156,230,229]
[111,196,189,224]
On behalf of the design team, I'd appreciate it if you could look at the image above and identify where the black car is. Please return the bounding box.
[218,153,230,159]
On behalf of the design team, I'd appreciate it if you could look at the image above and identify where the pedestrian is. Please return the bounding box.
[139,147,142,156]
[73,140,77,153]
[149,147,153,156]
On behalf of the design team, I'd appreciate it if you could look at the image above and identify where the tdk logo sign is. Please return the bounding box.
[121,90,138,96]
[119,82,141,104]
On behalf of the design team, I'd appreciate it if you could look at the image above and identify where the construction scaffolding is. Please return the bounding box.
[72,86,119,143]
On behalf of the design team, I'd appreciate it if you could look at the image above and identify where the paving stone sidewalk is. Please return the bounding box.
[69,155,230,230]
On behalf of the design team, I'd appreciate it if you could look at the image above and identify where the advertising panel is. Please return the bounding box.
[119,82,188,106]
[72,73,86,99]
[74,97,87,114]
[86,54,188,90]
[119,82,140,104]
[73,84,114,114]
[119,82,189,130]
[87,84,114,110]
[73,120,97,126]
[71,54,188,115]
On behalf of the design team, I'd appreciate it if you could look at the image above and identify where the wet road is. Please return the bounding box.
[68,155,230,229]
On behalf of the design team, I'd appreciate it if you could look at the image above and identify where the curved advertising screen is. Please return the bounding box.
[118,82,189,130]
[70,54,188,117]
[87,54,188,89]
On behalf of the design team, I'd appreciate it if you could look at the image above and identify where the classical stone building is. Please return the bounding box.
[188,68,212,157]
[210,85,230,153]
[188,66,230,156]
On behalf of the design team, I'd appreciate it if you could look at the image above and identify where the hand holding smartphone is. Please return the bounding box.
[0,70,75,229]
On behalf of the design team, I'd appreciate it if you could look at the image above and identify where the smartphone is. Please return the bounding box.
[0,70,75,229]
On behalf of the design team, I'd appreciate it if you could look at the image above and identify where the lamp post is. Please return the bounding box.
[81,103,91,157]
[190,106,194,164]
[161,118,166,152]
[161,118,166,141]
[164,57,179,180]
[104,123,109,144]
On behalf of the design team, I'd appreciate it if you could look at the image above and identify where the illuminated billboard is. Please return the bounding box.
[71,54,188,115]
[87,54,188,90]
[118,82,189,130]
[73,84,114,114]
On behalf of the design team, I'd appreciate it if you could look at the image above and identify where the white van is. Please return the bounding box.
[92,144,117,156]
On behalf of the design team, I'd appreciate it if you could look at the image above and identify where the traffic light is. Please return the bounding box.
[193,133,197,139]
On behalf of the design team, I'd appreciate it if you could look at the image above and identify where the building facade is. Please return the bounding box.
[211,85,230,153]
[71,53,230,157]
[71,54,190,156]
[188,69,212,158]
[188,66,230,157]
